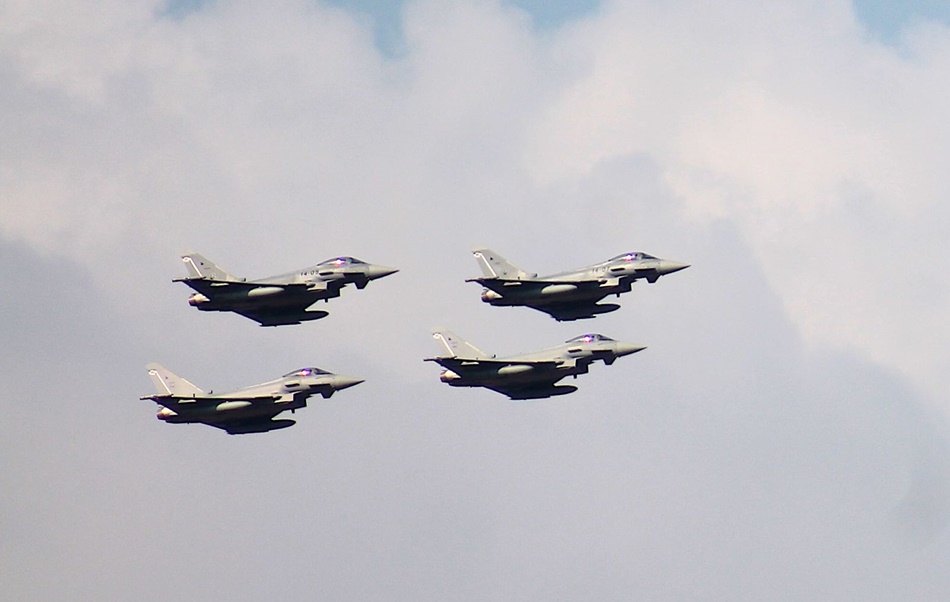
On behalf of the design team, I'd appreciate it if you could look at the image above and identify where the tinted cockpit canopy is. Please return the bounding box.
[565,334,615,344]
[317,256,367,267]
[610,252,656,262]
[284,367,331,378]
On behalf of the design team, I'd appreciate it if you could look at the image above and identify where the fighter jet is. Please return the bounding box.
[140,364,364,434]
[466,249,689,321]
[424,330,645,400]
[174,253,398,326]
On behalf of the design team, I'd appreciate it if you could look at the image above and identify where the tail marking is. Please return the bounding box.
[472,248,534,280]
[431,330,489,359]
[181,253,241,281]
[146,363,204,397]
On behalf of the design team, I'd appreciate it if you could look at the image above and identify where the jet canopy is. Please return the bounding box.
[317,256,367,267]
[610,252,656,262]
[283,368,331,378]
[565,334,615,344]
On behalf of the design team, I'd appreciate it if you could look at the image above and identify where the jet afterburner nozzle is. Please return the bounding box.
[156,406,178,420]
[188,293,210,306]
[440,370,461,382]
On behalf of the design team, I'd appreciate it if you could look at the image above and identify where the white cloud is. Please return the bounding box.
[2,1,950,599]
[524,0,950,397]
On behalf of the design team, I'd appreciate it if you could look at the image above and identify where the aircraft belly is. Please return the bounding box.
[488,286,606,306]
[451,366,564,389]
[161,402,288,423]
[202,290,317,309]
[539,289,602,304]
[195,290,332,326]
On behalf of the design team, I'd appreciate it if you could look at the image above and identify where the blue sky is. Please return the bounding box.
[326,0,601,54]
[165,0,950,51]
[165,1,603,54]
[854,0,950,41]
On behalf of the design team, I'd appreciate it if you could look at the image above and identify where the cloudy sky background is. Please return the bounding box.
[2,0,950,599]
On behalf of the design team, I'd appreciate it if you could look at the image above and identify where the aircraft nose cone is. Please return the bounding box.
[333,376,365,390]
[659,260,690,275]
[366,265,399,280]
[615,343,647,357]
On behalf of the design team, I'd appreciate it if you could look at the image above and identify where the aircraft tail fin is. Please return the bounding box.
[431,330,489,359]
[472,248,534,280]
[180,253,240,281]
[146,363,204,396]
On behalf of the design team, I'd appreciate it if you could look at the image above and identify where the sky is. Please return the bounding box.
[2,0,949,599]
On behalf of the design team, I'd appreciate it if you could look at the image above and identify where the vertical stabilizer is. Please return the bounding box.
[472,248,533,280]
[431,330,489,359]
[181,253,240,281]
[146,363,204,396]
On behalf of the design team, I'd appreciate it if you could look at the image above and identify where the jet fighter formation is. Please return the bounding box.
[141,364,363,434]
[175,253,398,326]
[425,331,645,400]
[141,244,686,432]
[466,248,688,320]
[425,247,688,399]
